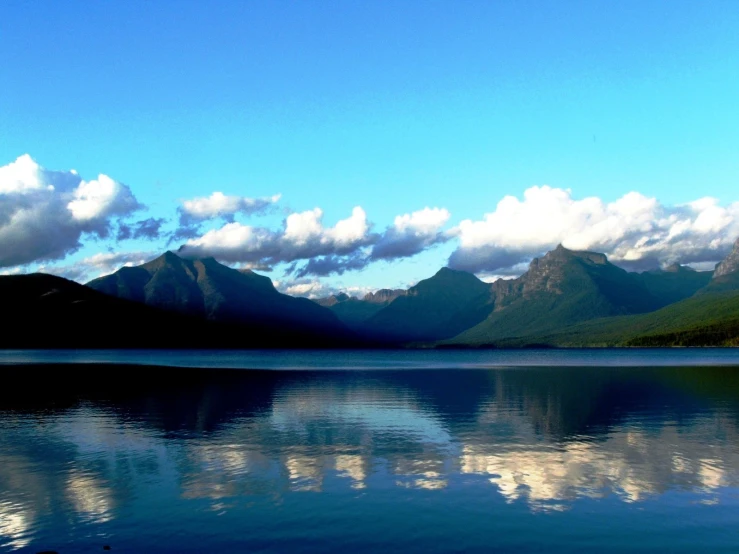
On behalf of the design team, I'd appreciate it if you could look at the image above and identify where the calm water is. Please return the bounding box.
[2,351,739,553]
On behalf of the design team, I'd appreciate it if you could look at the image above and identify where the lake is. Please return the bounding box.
[1,349,739,552]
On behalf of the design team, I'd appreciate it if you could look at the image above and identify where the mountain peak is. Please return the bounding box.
[714,238,739,279]
[158,250,181,262]
[534,245,608,269]
[363,289,406,304]
[662,262,694,273]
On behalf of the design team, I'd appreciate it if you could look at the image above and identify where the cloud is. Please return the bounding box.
[277,279,330,299]
[173,191,281,241]
[178,206,374,266]
[181,191,281,222]
[274,277,377,300]
[117,217,166,241]
[178,203,454,278]
[38,251,155,283]
[371,207,451,260]
[449,186,739,274]
[293,253,370,278]
[0,155,145,268]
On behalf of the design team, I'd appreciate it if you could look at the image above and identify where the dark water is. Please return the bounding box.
[2,351,739,552]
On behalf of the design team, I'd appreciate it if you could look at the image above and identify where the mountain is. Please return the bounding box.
[0,273,203,348]
[314,289,407,329]
[455,242,739,348]
[703,239,739,293]
[86,251,355,345]
[448,245,684,345]
[714,238,739,279]
[362,268,494,342]
[632,263,713,305]
[513,289,739,347]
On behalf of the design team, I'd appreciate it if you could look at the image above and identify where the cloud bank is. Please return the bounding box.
[173,191,282,241]
[178,205,452,278]
[1,153,737,285]
[448,186,739,274]
[0,155,144,268]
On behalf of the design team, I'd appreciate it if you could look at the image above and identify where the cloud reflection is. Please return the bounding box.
[2,366,739,549]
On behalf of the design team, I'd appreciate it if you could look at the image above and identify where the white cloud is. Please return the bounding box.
[371,207,451,260]
[0,155,144,268]
[181,191,281,221]
[449,186,739,273]
[274,278,376,300]
[0,154,54,194]
[179,206,374,265]
[67,174,140,221]
[282,281,327,298]
[178,204,453,278]
[37,251,155,283]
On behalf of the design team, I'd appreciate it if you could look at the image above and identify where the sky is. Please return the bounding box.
[1,0,739,298]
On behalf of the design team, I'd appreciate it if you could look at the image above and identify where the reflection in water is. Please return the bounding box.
[2,364,739,551]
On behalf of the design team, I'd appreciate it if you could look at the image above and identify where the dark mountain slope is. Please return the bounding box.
[363,268,494,342]
[81,252,363,346]
[464,241,739,348]
[633,264,712,306]
[0,272,358,349]
[701,239,739,294]
[0,273,198,348]
[314,289,407,329]
[515,290,739,347]
[87,252,348,334]
[449,246,669,345]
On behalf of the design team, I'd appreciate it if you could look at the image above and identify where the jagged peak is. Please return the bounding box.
[159,250,181,261]
[538,244,608,266]
[363,288,406,304]
[661,262,694,273]
[713,237,739,279]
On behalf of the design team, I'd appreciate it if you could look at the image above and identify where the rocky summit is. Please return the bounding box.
[714,238,739,278]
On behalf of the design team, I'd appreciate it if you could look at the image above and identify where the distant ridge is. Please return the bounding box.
[86,251,358,346]
[360,267,494,342]
[449,245,711,345]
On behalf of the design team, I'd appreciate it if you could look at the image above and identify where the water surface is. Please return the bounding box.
[2,352,739,552]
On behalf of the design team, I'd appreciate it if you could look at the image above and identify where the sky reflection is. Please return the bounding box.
[2,365,739,551]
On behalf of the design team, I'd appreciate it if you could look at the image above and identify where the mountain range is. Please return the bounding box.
[1,238,738,349]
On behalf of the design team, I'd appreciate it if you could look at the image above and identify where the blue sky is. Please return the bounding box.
[2,1,739,296]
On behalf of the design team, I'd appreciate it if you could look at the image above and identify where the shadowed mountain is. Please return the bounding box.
[702,239,739,293]
[314,289,407,329]
[0,273,206,348]
[633,263,712,305]
[86,252,352,342]
[361,268,495,342]
[448,245,679,345]
[0,270,360,348]
[464,242,739,348]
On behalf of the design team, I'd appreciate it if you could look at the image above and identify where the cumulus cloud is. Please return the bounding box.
[173,191,281,241]
[293,253,370,278]
[38,251,155,283]
[178,206,374,267]
[178,204,453,278]
[117,217,166,241]
[449,186,739,274]
[371,207,451,260]
[274,278,377,300]
[0,155,144,268]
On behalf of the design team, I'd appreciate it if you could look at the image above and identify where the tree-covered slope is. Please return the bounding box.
[524,290,739,347]
[363,268,494,342]
[449,246,668,345]
[88,251,348,334]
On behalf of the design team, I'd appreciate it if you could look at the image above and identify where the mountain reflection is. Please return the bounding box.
[2,365,739,548]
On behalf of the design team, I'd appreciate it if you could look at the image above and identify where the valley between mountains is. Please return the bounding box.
[3,239,739,348]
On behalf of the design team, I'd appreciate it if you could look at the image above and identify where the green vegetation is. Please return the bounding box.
[363,267,494,342]
[490,290,739,347]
